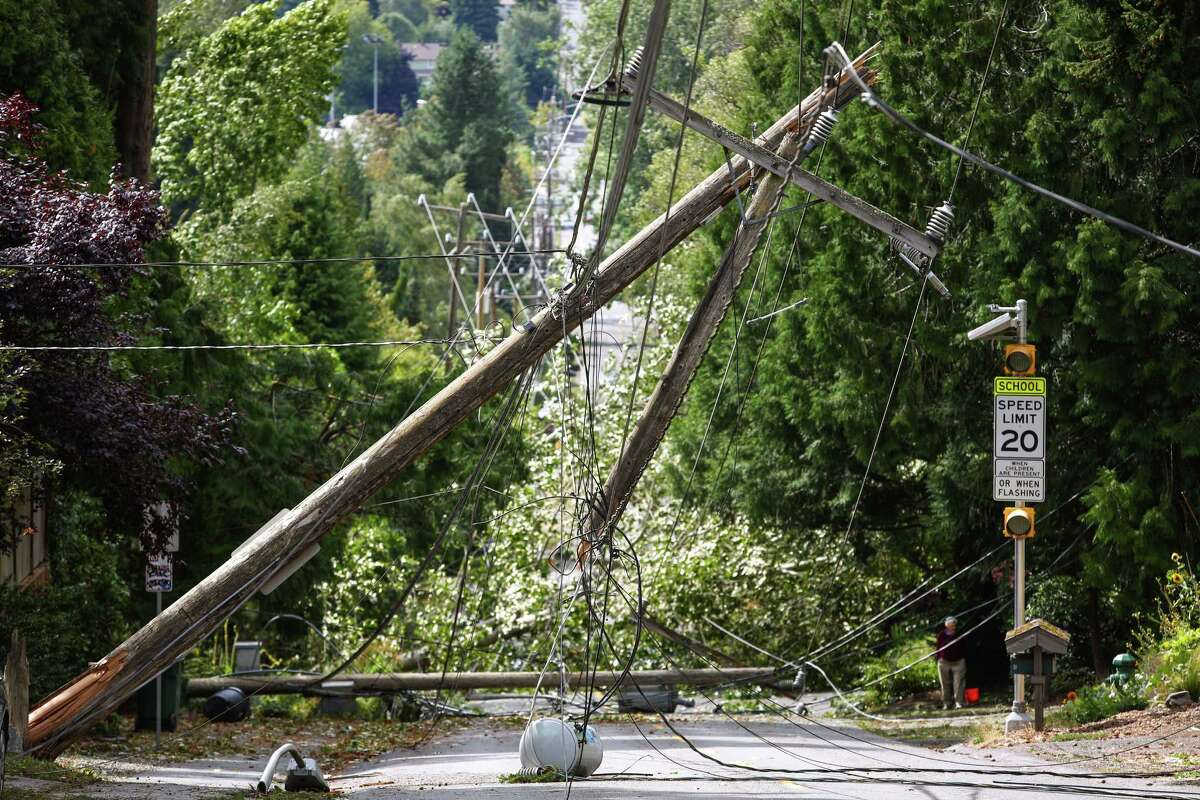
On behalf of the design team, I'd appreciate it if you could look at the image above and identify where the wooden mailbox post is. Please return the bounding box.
[1005,618,1069,731]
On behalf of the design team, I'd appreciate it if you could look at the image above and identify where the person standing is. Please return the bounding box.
[936,616,966,709]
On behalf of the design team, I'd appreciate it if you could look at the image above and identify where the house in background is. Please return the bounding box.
[401,43,442,86]
[1,483,48,589]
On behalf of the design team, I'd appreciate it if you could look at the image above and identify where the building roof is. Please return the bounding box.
[401,43,443,62]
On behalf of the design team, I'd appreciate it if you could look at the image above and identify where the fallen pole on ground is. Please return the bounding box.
[185,667,780,697]
[26,48,878,757]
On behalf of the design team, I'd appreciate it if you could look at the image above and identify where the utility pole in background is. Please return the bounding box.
[363,34,383,112]
[448,202,467,341]
[476,251,487,329]
[544,104,555,253]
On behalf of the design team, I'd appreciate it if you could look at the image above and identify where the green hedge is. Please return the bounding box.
[859,635,938,709]
[0,494,133,700]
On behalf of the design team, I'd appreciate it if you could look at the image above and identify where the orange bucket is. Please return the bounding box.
[964,687,980,705]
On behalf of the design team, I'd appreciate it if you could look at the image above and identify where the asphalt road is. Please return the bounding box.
[331,717,1198,799]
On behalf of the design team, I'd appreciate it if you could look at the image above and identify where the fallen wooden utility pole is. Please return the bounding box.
[184,667,778,696]
[26,47,878,757]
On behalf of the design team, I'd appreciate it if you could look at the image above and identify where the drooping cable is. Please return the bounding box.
[842,272,930,540]
[825,41,1200,260]
[948,0,1010,201]
[572,0,672,292]
[3,250,569,270]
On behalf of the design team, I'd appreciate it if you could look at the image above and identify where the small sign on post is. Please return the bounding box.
[145,552,173,594]
[993,377,1047,502]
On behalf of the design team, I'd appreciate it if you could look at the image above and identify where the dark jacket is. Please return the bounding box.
[936,628,965,662]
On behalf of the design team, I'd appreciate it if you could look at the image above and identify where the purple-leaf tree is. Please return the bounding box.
[0,94,235,552]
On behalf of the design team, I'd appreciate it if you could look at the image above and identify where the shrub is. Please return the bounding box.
[0,494,133,700]
[1060,680,1146,725]
[1140,626,1200,704]
[257,694,317,720]
[1134,554,1200,705]
[1028,575,1124,681]
[859,635,939,709]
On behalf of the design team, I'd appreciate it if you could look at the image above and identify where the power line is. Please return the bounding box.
[574,0,672,291]
[1,250,570,270]
[0,338,453,353]
[651,622,1200,787]
[825,41,1200,260]
[948,0,1010,201]
[591,573,1199,792]
[842,273,930,540]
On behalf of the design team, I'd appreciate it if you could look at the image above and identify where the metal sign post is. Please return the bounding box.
[969,299,1042,733]
[994,300,1037,733]
[145,551,174,751]
[154,590,162,751]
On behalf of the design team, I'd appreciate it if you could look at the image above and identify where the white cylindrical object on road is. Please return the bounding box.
[519,718,581,774]
[573,724,603,777]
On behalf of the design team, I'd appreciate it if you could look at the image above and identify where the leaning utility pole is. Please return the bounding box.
[26,49,879,757]
[447,202,467,341]
[585,133,805,539]
[582,40,880,542]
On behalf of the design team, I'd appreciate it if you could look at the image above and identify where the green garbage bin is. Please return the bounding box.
[135,662,187,732]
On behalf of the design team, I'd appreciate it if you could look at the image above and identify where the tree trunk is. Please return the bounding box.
[114,0,157,181]
[4,630,29,754]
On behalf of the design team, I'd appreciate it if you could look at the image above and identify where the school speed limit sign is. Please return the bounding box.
[993,377,1046,502]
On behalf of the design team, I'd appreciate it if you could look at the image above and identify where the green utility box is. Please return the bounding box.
[135,662,187,732]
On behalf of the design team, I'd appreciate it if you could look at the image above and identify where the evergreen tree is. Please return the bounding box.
[660,0,1200,668]
[396,28,511,208]
[0,0,116,184]
[497,4,560,107]
[450,0,499,41]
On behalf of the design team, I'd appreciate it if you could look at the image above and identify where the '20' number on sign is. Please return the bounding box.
[999,429,1039,454]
